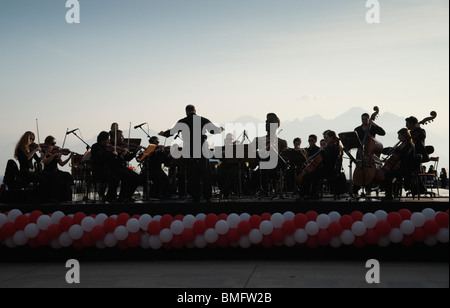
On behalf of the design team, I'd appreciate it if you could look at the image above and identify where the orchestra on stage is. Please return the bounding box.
[1,105,439,204]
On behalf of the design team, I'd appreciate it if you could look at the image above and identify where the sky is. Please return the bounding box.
[0,0,448,177]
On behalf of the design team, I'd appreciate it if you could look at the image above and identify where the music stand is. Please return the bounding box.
[338,132,362,199]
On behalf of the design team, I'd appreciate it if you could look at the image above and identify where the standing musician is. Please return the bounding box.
[381,128,416,200]
[299,130,342,200]
[41,135,74,202]
[217,133,240,199]
[13,131,49,202]
[405,116,429,163]
[158,104,224,203]
[145,136,170,199]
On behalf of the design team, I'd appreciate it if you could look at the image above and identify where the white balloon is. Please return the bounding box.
[51,211,65,225]
[293,229,308,243]
[400,220,415,235]
[411,212,426,227]
[259,220,273,235]
[328,211,341,222]
[148,235,162,249]
[139,214,152,230]
[388,228,403,243]
[37,215,52,231]
[377,235,390,247]
[270,213,285,228]
[215,220,229,235]
[340,230,355,245]
[59,232,73,247]
[13,230,28,246]
[0,213,7,227]
[195,213,206,221]
[422,208,436,221]
[227,213,241,228]
[95,240,106,249]
[238,235,251,248]
[283,211,295,221]
[94,213,108,226]
[68,225,84,240]
[424,235,437,246]
[183,214,196,228]
[50,238,62,249]
[81,216,96,232]
[126,218,140,233]
[24,223,39,238]
[152,215,161,222]
[283,235,296,247]
[194,235,207,248]
[329,236,342,248]
[316,214,331,229]
[249,229,263,244]
[104,233,117,247]
[140,233,150,249]
[170,220,184,235]
[362,213,378,229]
[159,228,173,243]
[4,237,17,248]
[7,209,22,222]
[305,221,319,236]
[204,228,219,243]
[436,228,449,243]
[240,213,251,221]
[351,221,367,237]
[374,210,387,221]
[113,225,128,241]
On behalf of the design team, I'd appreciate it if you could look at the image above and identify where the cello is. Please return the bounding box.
[296,150,323,186]
[352,106,383,188]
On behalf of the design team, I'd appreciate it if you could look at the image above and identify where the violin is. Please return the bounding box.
[40,144,75,156]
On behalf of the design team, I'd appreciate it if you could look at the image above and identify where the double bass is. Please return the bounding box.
[352,106,384,187]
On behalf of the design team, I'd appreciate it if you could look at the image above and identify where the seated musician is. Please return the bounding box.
[41,135,74,202]
[146,136,170,199]
[217,133,239,198]
[382,128,416,200]
[305,134,320,159]
[250,113,288,196]
[91,131,142,203]
[13,131,49,202]
[299,130,342,200]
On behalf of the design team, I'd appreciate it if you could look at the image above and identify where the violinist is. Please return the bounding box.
[299,130,342,200]
[13,131,49,202]
[382,128,415,201]
[41,135,74,202]
[145,136,170,199]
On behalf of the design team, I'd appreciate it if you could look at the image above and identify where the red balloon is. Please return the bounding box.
[328,221,343,236]
[29,210,43,223]
[387,212,402,228]
[171,235,185,249]
[293,213,307,228]
[350,211,363,222]
[160,214,174,229]
[218,213,228,221]
[226,228,240,242]
[81,232,95,247]
[217,234,229,248]
[103,217,117,233]
[249,215,262,229]
[72,239,84,250]
[271,228,285,243]
[73,212,87,225]
[14,215,30,230]
[193,220,206,234]
[260,213,271,221]
[412,227,426,242]
[28,237,40,248]
[117,240,129,250]
[423,220,439,235]
[91,225,106,241]
[281,220,296,235]
[0,222,16,238]
[182,228,195,242]
[305,210,318,221]
[363,229,379,244]
[237,221,251,235]
[435,212,449,228]
[375,220,391,236]
[147,221,162,235]
[205,214,219,228]
[261,235,273,248]
[126,232,141,247]
[47,224,62,239]
[131,214,140,220]
[402,235,414,246]
[59,216,74,232]
[306,235,319,248]
[339,215,353,230]
[317,229,331,244]
[173,214,184,221]
[398,209,412,220]
[353,236,365,248]
[117,213,130,226]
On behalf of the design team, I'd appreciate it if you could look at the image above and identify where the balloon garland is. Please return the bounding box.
[0,208,448,250]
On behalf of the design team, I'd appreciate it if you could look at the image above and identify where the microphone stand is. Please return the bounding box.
[69,130,90,151]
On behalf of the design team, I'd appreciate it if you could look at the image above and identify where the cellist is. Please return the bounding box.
[382,128,415,201]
